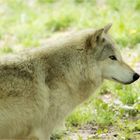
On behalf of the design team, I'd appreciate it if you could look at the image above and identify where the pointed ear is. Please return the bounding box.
[93,28,104,42]
[104,23,112,33]
[85,28,104,50]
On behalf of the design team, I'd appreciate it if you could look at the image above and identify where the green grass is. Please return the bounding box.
[0,0,140,49]
[0,0,140,139]
[65,81,140,139]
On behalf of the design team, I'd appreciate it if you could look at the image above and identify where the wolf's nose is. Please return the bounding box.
[133,73,140,81]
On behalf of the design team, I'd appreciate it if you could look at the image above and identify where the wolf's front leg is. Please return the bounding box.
[28,135,50,140]
[28,128,51,140]
[27,136,39,140]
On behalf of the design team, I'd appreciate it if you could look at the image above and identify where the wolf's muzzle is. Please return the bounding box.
[133,73,139,81]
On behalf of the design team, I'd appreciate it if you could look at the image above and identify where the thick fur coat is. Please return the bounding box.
[0,24,139,139]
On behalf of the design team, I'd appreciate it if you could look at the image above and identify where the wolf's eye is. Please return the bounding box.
[109,55,117,60]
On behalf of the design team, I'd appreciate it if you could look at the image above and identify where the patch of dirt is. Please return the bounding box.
[64,123,140,140]
[64,124,120,140]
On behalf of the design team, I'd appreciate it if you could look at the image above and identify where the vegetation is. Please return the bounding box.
[0,0,139,139]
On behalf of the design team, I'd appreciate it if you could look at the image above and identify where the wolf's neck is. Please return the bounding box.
[45,48,102,103]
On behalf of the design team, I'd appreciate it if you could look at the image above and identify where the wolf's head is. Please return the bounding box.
[86,24,139,84]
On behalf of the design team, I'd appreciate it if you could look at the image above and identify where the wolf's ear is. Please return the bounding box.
[85,28,104,50]
[93,28,104,42]
[104,23,112,33]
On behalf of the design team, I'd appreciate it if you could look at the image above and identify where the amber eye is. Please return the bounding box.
[109,55,117,60]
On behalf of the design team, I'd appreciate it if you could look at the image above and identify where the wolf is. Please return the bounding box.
[0,24,139,140]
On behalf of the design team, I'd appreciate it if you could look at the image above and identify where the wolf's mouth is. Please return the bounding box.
[112,77,133,85]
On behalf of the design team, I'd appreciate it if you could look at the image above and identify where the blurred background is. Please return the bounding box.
[0,0,139,139]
